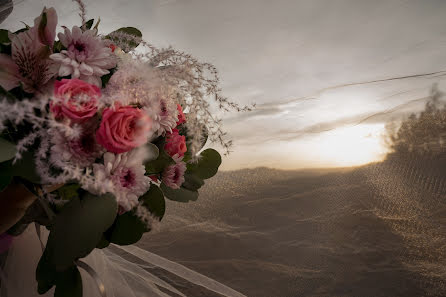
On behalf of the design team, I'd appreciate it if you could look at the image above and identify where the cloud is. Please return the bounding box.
[232,95,432,145]
[224,96,319,124]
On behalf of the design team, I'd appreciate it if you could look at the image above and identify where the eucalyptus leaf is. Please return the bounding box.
[106,27,142,52]
[108,211,146,246]
[187,149,222,180]
[37,259,83,297]
[96,235,110,249]
[108,185,165,245]
[140,184,165,219]
[0,137,16,163]
[161,183,199,203]
[181,173,205,191]
[45,192,117,271]
[12,150,41,184]
[54,266,83,297]
[145,150,174,175]
[0,160,12,192]
[36,250,57,294]
[57,184,80,201]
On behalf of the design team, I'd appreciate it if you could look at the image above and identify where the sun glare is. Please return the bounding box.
[310,124,387,167]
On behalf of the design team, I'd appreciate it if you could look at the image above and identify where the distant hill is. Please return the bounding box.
[140,163,446,297]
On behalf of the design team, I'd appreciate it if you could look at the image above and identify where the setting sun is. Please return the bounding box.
[310,124,387,167]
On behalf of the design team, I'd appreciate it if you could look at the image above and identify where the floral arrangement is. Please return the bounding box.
[0,4,249,296]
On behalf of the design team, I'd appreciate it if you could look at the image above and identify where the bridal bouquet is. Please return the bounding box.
[0,5,246,296]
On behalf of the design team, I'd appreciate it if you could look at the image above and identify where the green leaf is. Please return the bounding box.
[84,19,94,30]
[181,173,205,191]
[54,266,83,297]
[57,184,80,201]
[145,150,174,175]
[187,149,222,180]
[53,40,65,53]
[12,150,41,184]
[0,29,10,44]
[106,27,142,52]
[0,43,11,55]
[101,71,113,87]
[0,160,12,192]
[0,138,16,163]
[45,192,117,271]
[54,184,81,212]
[37,260,83,297]
[0,85,18,101]
[100,66,117,88]
[107,185,165,245]
[96,235,110,249]
[108,211,146,246]
[161,183,199,203]
[37,250,57,294]
[140,184,165,219]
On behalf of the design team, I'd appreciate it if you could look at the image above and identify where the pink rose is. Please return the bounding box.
[50,79,100,123]
[164,128,187,158]
[176,104,186,126]
[96,105,152,154]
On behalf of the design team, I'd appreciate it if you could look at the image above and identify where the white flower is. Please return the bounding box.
[90,147,156,211]
[50,126,103,168]
[104,60,162,106]
[104,59,179,137]
[162,157,186,189]
[50,26,116,86]
[145,94,179,137]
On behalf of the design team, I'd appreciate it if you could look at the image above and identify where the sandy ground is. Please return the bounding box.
[138,163,446,297]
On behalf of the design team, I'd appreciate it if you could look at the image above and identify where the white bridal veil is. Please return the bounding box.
[0,225,247,297]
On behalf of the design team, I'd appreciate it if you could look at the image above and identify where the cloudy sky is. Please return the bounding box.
[3,0,446,169]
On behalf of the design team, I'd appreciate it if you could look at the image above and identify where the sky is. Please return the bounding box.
[3,0,446,170]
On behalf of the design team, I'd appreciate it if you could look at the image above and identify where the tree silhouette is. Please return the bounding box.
[385,85,446,176]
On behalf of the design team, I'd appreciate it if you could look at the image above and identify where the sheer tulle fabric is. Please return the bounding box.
[0,226,246,297]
